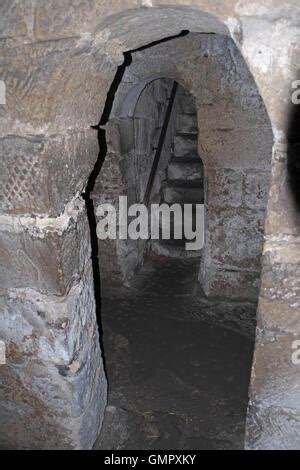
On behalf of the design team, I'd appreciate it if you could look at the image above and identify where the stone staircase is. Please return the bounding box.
[152,87,204,258]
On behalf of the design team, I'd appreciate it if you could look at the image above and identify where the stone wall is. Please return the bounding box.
[151,84,204,258]
[93,32,273,301]
[93,77,176,285]
[0,0,299,450]
[0,199,107,449]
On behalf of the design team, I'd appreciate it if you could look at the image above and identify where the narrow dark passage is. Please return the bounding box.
[95,254,254,450]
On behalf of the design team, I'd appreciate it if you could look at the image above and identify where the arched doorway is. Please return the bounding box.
[3,3,298,450]
[90,32,272,449]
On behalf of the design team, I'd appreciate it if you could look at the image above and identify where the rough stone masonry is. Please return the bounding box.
[0,0,299,450]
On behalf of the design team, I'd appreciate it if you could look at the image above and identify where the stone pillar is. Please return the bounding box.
[0,131,108,449]
[195,39,274,300]
[245,142,300,449]
[0,196,107,449]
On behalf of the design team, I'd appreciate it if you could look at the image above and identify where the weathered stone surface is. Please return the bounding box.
[173,135,198,158]
[0,0,29,39]
[34,0,141,40]
[246,403,300,450]
[206,207,264,271]
[246,236,300,448]
[0,266,107,449]
[239,14,300,136]
[163,184,204,204]
[200,263,261,301]
[179,96,197,115]
[176,113,198,134]
[249,332,300,409]
[244,171,270,211]
[257,239,300,332]
[257,297,300,336]
[0,0,299,451]
[260,241,300,302]
[167,161,203,182]
[0,135,46,214]
[199,127,273,170]
[98,5,229,51]
[41,130,99,216]
[0,130,99,216]
[134,117,158,157]
[94,32,272,304]
[265,148,300,236]
[207,168,243,208]
[0,39,117,133]
[0,200,90,295]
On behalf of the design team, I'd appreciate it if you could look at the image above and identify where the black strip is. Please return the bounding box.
[143,81,178,206]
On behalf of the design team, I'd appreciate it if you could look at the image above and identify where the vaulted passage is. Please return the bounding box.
[91,32,272,449]
[2,2,298,451]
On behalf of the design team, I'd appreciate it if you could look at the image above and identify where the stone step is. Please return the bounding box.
[179,97,197,115]
[167,160,203,183]
[158,212,198,234]
[173,134,198,158]
[171,155,202,164]
[162,182,204,204]
[176,131,198,137]
[176,113,198,135]
[151,239,202,259]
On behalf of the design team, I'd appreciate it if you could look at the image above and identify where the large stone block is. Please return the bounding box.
[0,135,46,214]
[249,332,300,410]
[173,134,198,158]
[0,39,117,132]
[176,113,198,134]
[246,402,300,450]
[33,0,140,41]
[260,239,300,309]
[167,160,203,182]
[199,127,273,170]
[197,88,270,132]
[265,148,300,236]
[0,200,90,295]
[206,207,265,271]
[93,151,124,203]
[0,0,29,39]
[0,266,107,449]
[257,297,300,336]
[200,262,261,300]
[163,184,204,204]
[134,117,157,157]
[0,130,99,216]
[207,168,243,208]
[244,170,270,210]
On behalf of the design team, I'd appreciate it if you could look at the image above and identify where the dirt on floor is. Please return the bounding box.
[94,254,255,450]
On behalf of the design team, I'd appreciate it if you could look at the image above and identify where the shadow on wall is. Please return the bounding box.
[81,55,131,371]
[287,98,300,213]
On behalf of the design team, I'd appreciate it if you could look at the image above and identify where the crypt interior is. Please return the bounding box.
[0,0,299,451]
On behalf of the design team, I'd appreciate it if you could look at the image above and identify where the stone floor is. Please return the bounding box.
[95,254,256,450]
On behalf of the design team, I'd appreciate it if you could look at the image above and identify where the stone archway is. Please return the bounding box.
[94,31,273,299]
[0,2,299,450]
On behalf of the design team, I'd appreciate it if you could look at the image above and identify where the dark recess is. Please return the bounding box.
[82,30,190,375]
